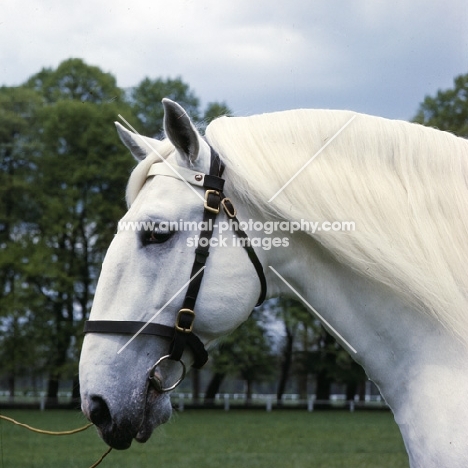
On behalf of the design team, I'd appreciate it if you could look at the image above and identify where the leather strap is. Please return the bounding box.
[225,211,267,306]
[83,320,208,369]
[167,148,225,362]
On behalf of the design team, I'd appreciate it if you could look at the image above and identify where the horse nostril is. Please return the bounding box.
[89,396,112,426]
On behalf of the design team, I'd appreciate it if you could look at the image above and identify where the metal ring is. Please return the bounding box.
[148,355,186,393]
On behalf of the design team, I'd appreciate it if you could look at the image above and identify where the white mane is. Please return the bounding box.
[205,109,468,344]
[125,108,468,344]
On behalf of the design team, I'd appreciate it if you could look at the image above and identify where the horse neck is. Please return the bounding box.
[267,232,468,467]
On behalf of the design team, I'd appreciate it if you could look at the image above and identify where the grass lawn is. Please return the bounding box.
[0,409,408,468]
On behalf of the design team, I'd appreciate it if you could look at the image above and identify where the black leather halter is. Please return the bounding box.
[84,147,267,389]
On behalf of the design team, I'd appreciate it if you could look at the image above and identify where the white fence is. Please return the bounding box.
[174,393,388,412]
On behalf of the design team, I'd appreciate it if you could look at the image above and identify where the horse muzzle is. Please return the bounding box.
[82,389,172,450]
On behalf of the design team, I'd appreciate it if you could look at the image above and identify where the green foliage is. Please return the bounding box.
[0,58,235,397]
[209,311,276,395]
[0,86,42,230]
[0,60,136,397]
[300,328,366,396]
[413,72,468,137]
[130,76,232,136]
[0,86,45,388]
[24,58,124,104]
[130,76,200,136]
[27,73,135,390]
[267,297,366,399]
[203,101,232,124]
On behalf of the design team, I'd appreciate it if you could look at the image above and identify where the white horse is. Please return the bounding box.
[79,98,468,467]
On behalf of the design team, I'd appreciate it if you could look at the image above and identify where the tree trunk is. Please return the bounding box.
[8,374,15,401]
[315,369,331,408]
[297,372,308,400]
[276,328,294,405]
[245,379,253,406]
[72,376,80,404]
[191,368,200,405]
[46,286,73,407]
[346,381,357,401]
[46,374,60,406]
[204,372,225,406]
[358,381,366,401]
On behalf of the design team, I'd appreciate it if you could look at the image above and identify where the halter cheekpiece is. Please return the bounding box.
[84,147,267,392]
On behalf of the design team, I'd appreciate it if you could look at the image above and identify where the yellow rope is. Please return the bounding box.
[0,414,93,435]
[89,447,112,468]
[0,413,112,467]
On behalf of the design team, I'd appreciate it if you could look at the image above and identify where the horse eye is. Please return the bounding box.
[143,224,174,245]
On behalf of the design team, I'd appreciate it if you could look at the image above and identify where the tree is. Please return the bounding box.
[130,77,200,137]
[202,102,232,125]
[268,295,366,403]
[0,86,44,397]
[21,60,135,404]
[268,297,311,404]
[130,77,232,137]
[296,324,366,404]
[204,310,276,405]
[413,73,468,137]
[2,59,233,403]
[25,58,124,105]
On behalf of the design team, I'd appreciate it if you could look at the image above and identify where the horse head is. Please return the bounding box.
[79,99,265,449]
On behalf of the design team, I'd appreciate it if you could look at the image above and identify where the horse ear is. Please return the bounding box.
[163,98,200,165]
[115,122,162,161]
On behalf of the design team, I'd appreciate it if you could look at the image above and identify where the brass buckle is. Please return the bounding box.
[221,198,237,218]
[204,190,220,214]
[175,309,195,333]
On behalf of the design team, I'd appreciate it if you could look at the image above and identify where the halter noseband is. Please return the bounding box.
[84,147,267,392]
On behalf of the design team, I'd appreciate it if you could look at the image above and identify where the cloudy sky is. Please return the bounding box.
[1,0,467,120]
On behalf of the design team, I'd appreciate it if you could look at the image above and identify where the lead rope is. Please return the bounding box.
[89,446,112,468]
[0,414,111,467]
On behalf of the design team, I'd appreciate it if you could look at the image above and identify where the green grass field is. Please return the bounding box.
[0,409,408,468]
